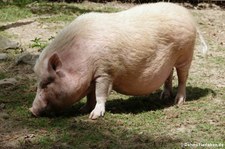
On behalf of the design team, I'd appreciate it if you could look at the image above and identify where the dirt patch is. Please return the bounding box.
[3,17,65,52]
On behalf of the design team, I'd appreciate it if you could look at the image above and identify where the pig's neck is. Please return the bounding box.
[59,50,94,101]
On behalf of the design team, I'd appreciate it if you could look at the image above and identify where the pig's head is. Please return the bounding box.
[30,53,86,117]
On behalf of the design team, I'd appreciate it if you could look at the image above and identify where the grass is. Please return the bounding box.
[0,73,223,148]
[0,2,225,149]
[0,5,33,23]
[33,2,121,23]
[38,15,76,23]
[0,2,121,26]
[28,2,121,15]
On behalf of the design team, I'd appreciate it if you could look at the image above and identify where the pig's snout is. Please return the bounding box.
[29,105,50,117]
[30,94,48,117]
[29,107,39,117]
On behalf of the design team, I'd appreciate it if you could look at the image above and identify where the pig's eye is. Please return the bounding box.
[39,77,55,89]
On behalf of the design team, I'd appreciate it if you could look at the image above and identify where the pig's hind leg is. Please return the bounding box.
[160,68,174,100]
[89,76,112,119]
[175,65,190,105]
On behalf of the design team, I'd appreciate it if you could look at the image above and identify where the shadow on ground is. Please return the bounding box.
[55,86,215,117]
[0,21,34,31]
[106,86,214,114]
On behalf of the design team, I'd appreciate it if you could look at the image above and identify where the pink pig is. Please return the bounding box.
[30,2,207,119]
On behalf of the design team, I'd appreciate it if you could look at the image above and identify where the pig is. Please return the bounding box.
[30,2,206,119]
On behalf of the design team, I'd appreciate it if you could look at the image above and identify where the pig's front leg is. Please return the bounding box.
[89,76,112,119]
[80,85,96,113]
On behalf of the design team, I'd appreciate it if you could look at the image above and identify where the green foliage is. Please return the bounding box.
[30,37,47,50]
[30,36,54,51]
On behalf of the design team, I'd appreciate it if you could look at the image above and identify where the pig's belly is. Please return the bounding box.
[112,66,172,96]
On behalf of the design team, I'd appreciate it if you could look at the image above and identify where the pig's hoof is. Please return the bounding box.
[160,90,173,100]
[174,96,186,105]
[89,104,105,120]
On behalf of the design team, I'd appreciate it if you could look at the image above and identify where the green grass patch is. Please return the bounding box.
[0,0,43,7]
[0,5,33,22]
[33,2,121,23]
[209,55,225,65]
[38,14,76,23]
[29,2,121,16]
[0,72,6,79]
[0,2,120,24]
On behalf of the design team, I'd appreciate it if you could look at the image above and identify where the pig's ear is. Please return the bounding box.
[48,53,62,72]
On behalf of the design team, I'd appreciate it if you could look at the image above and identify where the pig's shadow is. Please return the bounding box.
[54,86,215,117]
[107,86,215,114]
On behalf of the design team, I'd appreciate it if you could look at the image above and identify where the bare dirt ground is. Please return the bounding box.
[4,18,63,52]
[191,9,225,88]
